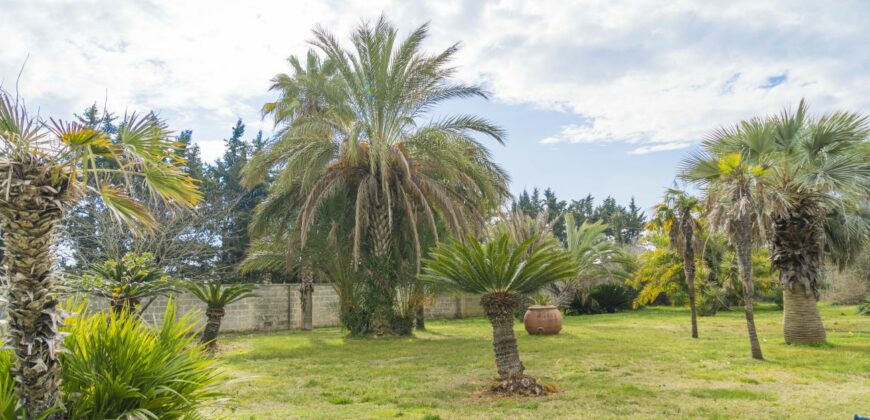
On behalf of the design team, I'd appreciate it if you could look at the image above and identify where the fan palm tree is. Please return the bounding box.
[763,102,869,343]
[648,188,703,338]
[0,91,200,418]
[420,233,577,395]
[686,101,870,344]
[682,121,773,359]
[244,17,508,334]
[83,252,176,315]
[185,282,257,350]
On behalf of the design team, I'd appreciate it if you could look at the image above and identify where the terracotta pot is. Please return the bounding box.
[523,305,563,335]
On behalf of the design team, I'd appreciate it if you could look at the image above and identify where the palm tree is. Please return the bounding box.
[558,213,634,308]
[244,17,508,334]
[0,91,200,418]
[185,282,257,350]
[763,102,869,344]
[84,252,176,315]
[682,121,772,360]
[420,233,577,395]
[648,188,703,338]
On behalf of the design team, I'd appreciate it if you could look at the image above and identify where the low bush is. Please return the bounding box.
[2,300,223,419]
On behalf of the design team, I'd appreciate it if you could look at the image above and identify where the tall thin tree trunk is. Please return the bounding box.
[201,306,225,351]
[1,204,66,419]
[733,225,764,360]
[415,305,426,330]
[300,269,314,331]
[680,213,698,339]
[783,282,826,344]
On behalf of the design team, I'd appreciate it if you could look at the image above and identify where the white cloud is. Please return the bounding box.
[629,142,692,155]
[1,0,868,160]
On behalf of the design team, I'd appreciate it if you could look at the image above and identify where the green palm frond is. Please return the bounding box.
[185,282,257,307]
[420,233,577,296]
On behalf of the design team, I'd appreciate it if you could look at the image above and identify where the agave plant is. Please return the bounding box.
[185,282,257,350]
[0,91,200,418]
[421,233,576,395]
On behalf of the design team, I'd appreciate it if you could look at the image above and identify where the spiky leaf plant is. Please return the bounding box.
[0,91,200,418]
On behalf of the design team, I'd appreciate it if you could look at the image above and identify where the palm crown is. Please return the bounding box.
[420,233,577,296]
[243,17,509,265]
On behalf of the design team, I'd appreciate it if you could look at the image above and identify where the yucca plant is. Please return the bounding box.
[83,252,176,315]
[185,282,257,350]
[421,233,577,395]
[61,299,222,419]
[0,91,200,418]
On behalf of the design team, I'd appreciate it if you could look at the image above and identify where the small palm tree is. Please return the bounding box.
[83,252,176,315]
[558,213,634,307]
[0,91,200,418]
[682,121,772,360]
[648,188,703,338]
[185,282,257,350]
[420,233,577,395]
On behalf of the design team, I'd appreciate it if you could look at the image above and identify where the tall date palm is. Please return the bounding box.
[0,91,200,418]
[244,17,508,334]
[421,234,576,395]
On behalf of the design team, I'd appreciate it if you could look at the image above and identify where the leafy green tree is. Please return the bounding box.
[0,91,200,418]
[648,188,703,338]
[244,17,508,335]
[207,120,267,281]
[421,234,576,395]
[185,282,257,350]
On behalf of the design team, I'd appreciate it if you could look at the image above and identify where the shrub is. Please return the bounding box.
[0,350,23,419]
[822,271,870,305]
[567,283,635,314]
[61,300,222,419]
[859,297,870,316]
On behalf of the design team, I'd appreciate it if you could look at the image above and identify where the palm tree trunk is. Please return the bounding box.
[415,305,426,330]
[368,197,401,335]
[481,293,544,395]
[1,205,66,419]
[733,224,764,360]
[782,282,826,344]
[681,215,698,338]
[201,306,225,351]
[772,209,826,344]
[300,271,314,331]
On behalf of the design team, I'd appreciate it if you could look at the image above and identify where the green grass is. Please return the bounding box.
[216,304,869,419]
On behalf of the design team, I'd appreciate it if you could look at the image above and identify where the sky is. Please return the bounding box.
[1,0,868,211]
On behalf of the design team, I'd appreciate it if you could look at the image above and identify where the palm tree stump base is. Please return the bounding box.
[489,375,549,396]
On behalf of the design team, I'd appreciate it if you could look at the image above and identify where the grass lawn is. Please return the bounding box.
[216,304,869,419]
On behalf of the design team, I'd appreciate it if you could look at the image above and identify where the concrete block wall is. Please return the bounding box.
[2,284,485,333]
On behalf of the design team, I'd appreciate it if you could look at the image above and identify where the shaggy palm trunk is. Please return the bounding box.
[367,197,404,335]
[300,269,314,331]
[0,161,69,419]
[201,306,225,350]
[772,206,826,344]
[481,293,544,395]
[680,213,698,339]
[732,220,764,360]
